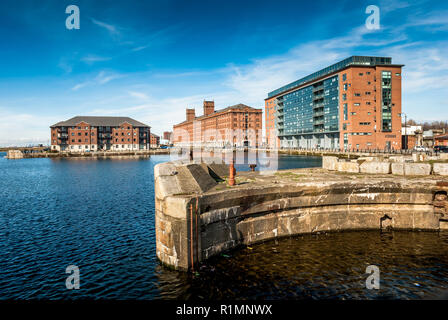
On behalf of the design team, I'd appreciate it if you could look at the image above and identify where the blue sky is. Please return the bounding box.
[0,0,447,145]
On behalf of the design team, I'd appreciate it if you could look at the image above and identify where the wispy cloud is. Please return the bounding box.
[71,71,124,91]
[81,54,112,64]
[91,18,120,36]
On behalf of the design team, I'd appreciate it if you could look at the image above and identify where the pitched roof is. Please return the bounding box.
[51,116,150,128]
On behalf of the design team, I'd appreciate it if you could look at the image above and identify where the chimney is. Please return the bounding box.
[203,100,215,116]
[186,108,195,121]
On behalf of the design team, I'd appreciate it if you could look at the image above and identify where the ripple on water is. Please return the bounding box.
[1,154,447,299]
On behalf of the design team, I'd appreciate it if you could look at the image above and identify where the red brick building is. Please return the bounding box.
[50,116,151,152]
[150,133,160,148]
[265,56,403,150]
[163,131,172,142]
[173,101,262,147]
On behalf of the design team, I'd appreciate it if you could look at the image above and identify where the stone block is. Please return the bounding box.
[207,163,229,179]
[183,163,217,192]
[391,163,405,175]
[154,162,177,178]
[337,161,359,173]
[433,163,448,176]
[360,161,391,174]
[322,156,338,171]
[6,150,23,159]
[404,163,431,176]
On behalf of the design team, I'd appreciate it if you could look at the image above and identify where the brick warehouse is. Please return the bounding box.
[173,101,263,148]
[265,56,403,150]
[50,116,151,152]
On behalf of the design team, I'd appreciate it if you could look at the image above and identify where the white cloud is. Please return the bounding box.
[91,18,120,35]
[81,55,112,64]
[71,71,124,91]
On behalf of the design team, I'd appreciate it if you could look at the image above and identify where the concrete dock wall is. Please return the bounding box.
[154,161,448,271]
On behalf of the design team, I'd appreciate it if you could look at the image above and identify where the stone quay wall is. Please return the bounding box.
[155,160,448,271]
[323,154,448,176]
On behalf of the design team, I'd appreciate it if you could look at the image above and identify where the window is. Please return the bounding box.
[366,102,371,105]
[343,104,348,120]
[366,72,371,75]
[342,94,347,101]
[343,123,347,130]
[354,93,361,97]
[359,73,363,76]
[342,73,347,81]
[351,112,356,115]
[85,132,88,136]
[395,73,401,76]
[343,84,348,91]
[354,103,360,106]
[71,133,74,136]
[365,92,371,95]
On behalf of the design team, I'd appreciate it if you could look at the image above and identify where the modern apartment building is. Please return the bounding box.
[173,101,263,147]
[265,56,403,150]
[50,116,151,152]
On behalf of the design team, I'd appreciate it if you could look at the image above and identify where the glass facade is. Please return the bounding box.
[381,71,392,132]
[280,75,339,136]
[268,56,392,98]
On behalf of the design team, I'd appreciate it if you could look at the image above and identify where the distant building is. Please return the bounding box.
[435,134,448,146]
[163,131,173,142]
[423,129,446,148]
[50,116,150,152]
[173,100,263,147]
[265,56,404,150]
[401,125,422,149]
[150,133,160,148]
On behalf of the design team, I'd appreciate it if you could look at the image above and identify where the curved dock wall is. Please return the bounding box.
[155,162,448,271]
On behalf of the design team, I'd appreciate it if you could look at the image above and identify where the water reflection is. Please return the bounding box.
[155,231,448,300]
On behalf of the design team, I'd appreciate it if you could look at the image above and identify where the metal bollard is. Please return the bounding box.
[229,162,236,186]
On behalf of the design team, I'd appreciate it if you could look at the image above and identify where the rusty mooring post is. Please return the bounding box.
[229,161,236,186]
[249,164,257,171]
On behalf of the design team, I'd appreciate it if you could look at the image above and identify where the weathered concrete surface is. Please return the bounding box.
[404,163,432,176]
[155,162,448,271]
[322,156,338,171]
[392,163,405,175]
[6,150,23,159]
[360,161,391,174]
[433,163,448,176]
[337,161,360,173]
